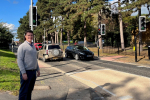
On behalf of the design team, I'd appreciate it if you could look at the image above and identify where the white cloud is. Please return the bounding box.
[109,0,149,16]
[2,23,18,32]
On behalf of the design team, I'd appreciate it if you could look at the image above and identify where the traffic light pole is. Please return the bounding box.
[31,0,35,43]
[135,31,140,62]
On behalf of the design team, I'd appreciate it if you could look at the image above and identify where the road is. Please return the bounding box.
[42,57,150,100]
[13,46,150,100]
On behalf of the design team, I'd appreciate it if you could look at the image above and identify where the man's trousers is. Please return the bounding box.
[19,70,36,100]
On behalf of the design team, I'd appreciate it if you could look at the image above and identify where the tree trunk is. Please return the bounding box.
[57,32,59,44]
[84,19,87,47]
[67,31,70,46]
[95,34,97,43]
[60,28,62,45]
[119,0,125,51]
[51,33,54,44]
[55,31,56,44]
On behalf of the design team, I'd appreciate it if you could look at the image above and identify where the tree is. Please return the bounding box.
[0,22,13,49]
[17,12,30,43]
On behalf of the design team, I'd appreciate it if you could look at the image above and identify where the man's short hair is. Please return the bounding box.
[24,30,33,41]
[25,30,33,35]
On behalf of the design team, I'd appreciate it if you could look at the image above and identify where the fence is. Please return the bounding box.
[103,43,150,57]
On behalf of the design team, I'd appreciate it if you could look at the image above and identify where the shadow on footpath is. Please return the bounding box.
[34,76,150,100]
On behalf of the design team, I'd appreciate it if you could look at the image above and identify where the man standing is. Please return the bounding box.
[17,30,40,100]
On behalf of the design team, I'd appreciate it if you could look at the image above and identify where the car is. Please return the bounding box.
[65,45,94,60]
[34,43,42,51]
[37,44,63,62]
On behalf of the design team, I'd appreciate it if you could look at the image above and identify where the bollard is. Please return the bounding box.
[148,46,150,60]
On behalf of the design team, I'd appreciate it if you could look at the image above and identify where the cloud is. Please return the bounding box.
[2,23,17,31]
[13,0,18,4]
[109,0,149,16]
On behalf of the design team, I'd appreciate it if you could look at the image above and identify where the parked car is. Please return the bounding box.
[65,45,94,60]
[34,43,42,51]
[37,44,63,62]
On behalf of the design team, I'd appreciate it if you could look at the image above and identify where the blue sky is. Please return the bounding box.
[0,0,37,41]
[0,0,149,41]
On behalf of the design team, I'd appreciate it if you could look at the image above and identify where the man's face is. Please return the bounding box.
[25,32,33,43]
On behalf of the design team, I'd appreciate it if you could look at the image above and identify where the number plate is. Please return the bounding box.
[52,57,58,59]
[87,55,92,57]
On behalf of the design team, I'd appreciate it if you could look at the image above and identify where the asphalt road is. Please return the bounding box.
[43,57,150,78]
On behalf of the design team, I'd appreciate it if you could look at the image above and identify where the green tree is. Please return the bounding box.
[0,22,13,49]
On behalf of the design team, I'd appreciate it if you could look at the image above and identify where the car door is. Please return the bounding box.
[72,46,77,57]
[38,45,43,58]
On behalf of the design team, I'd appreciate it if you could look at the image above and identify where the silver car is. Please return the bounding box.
[37,44,63,62]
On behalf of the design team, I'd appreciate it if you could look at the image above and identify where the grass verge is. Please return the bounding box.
[0,49,20,96]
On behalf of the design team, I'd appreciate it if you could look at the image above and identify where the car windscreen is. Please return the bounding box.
[76,46,88,50]
[37,44,42,46]
[48,45,60,49]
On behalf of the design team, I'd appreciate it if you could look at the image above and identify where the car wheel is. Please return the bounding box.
[75,54,79,60]
[60,58,63,61]
[43,55,46,62]
[65,53,68,58]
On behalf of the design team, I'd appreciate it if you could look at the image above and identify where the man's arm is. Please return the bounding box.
[17,46,26,74]
[36,63,40,77]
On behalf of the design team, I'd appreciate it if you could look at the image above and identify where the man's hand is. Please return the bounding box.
[22,73,28,80]
[37,71,40,77]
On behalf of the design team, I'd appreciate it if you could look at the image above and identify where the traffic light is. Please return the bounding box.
[139,16,146,32]
[29,6,37,26]
[98,24,101,35]
[101,24,105,35]
[33,6,37,26]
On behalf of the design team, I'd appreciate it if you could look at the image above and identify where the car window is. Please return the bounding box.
[75,46,88,50]
[48,45,60,49]
[44,45,46,50]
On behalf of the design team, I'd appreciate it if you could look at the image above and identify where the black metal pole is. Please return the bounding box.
[135,36,137,62]
[139,42,140,56]
[148,46,150,60]
[98,47,99,57]
[118,42,119,55]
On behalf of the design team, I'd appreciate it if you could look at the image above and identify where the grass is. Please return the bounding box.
[0,49,20,95]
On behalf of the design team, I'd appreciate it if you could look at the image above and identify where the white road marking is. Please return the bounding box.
[66,69,110,75]
[71,75,116,96]
[119,95,133,100]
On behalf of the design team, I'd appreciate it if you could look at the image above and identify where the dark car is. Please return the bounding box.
[65,45,94,60]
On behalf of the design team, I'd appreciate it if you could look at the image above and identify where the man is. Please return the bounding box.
[17,30,40,100]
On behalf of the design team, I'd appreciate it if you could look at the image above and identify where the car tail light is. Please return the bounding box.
[46,50,48,54]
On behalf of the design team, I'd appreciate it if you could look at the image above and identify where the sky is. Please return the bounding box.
[0,0,149,41]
